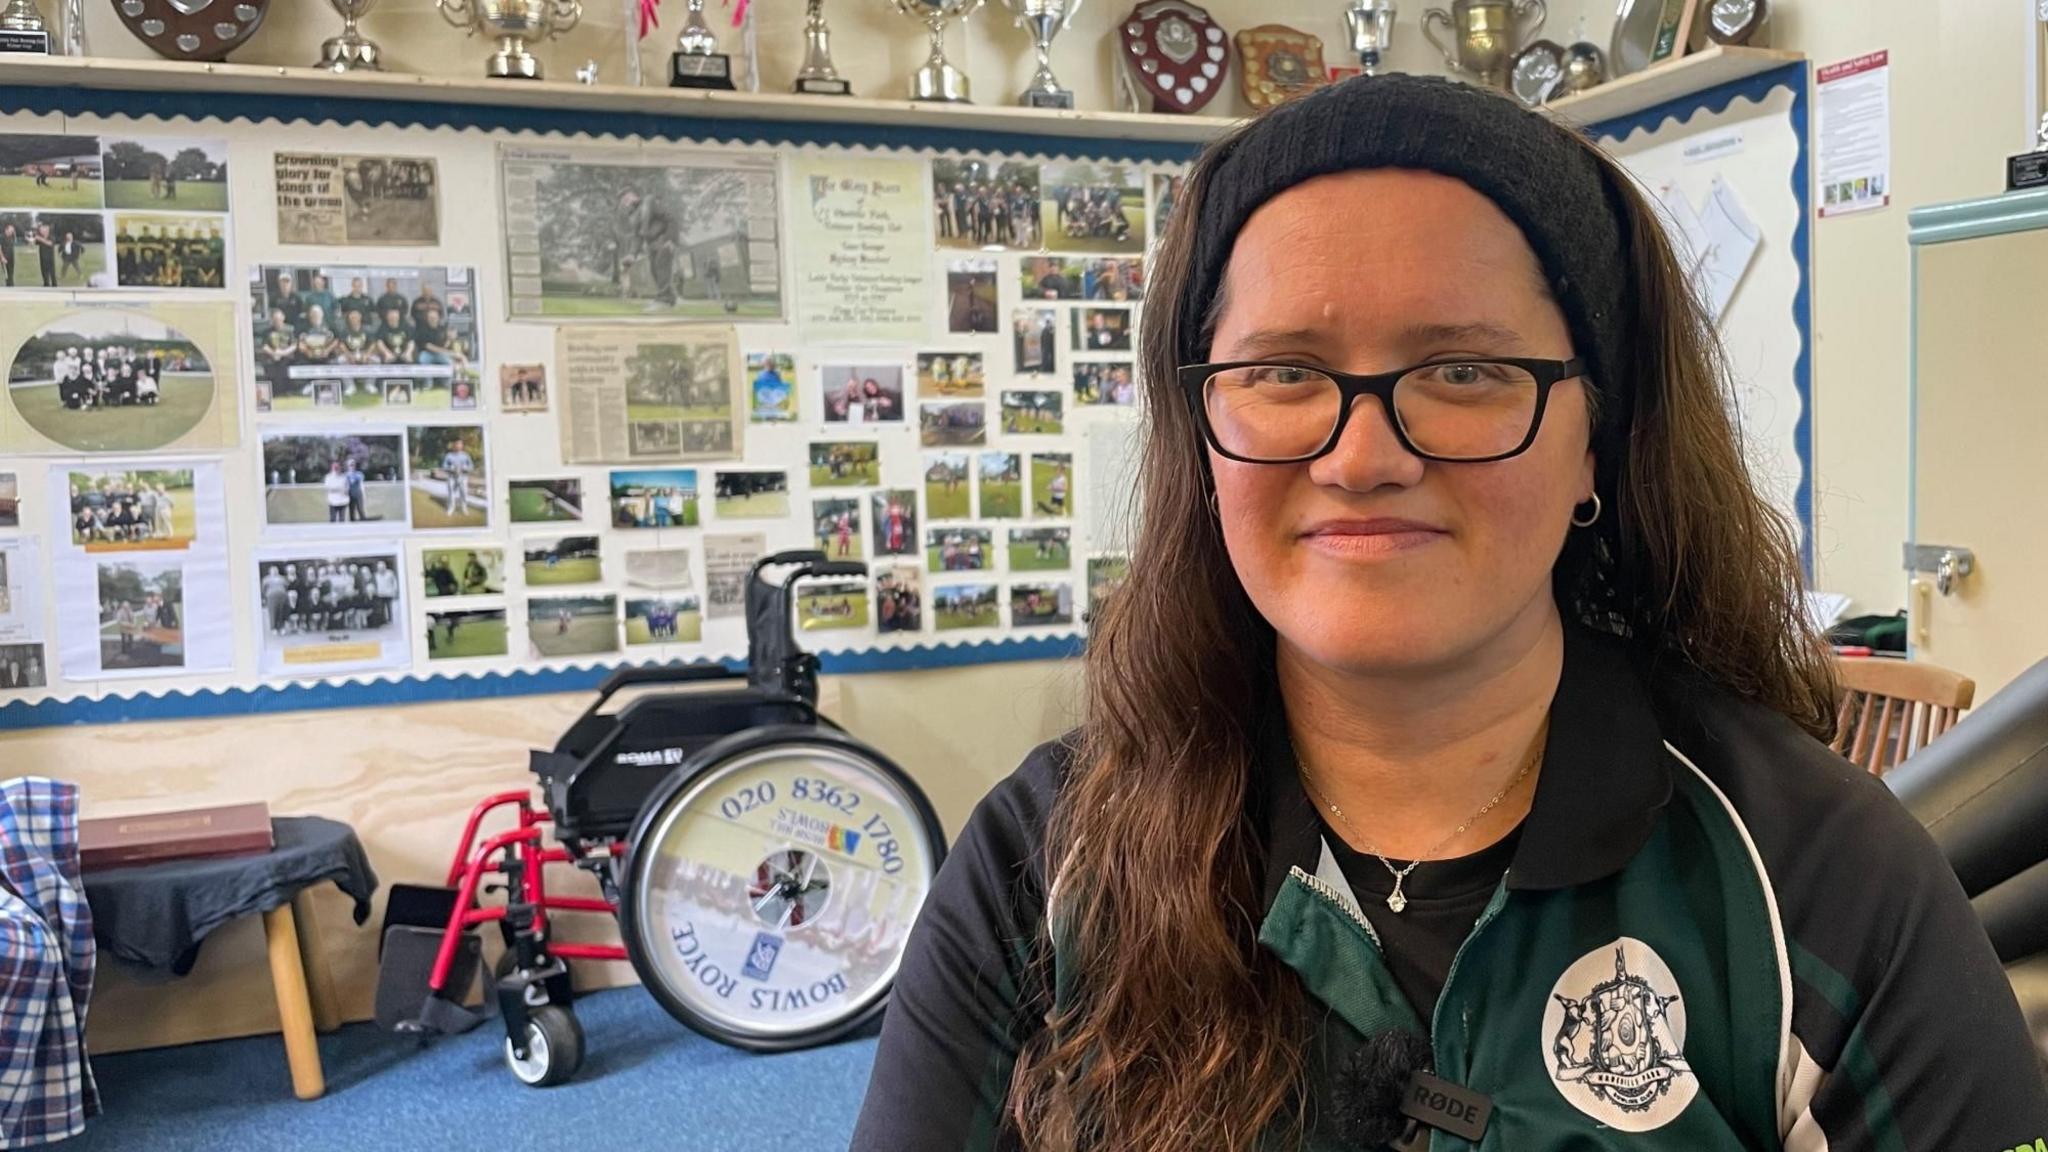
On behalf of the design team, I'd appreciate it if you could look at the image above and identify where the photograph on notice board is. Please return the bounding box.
[2,304,229,454]
[100,136,229,212]
[1009,526,1071,572]
[426,608,508,661]
[501,363,548,413]
[747,352,796,422]
[0,537,42,642]
[924,453,969,521]
[508,478,583,523]
[1083,257,1145,302]
[0,135,104,211]
[624,547,692,590]
[1073,361,1137,406]
[932,582,999,630]
[65,467,195,552]
[796,580,867,632]
[809,441,879,489]
[812,497,863,561]
[1040,162,1145,254]
[625,595,701,645]
[0,473,16,528]
[978,452,1022,519]
[931,158,1041,251]
[0,211,103,289]
[713,470,789,520]
[1088,554,1131,608]
[0,643,46,691]
[259,429,408,534]
[524,536,602,586]
[1010,581,1075,627]
[820,363,905,424]
[1150,172,1185,238]
[870,489,918,558]
[113,214,225,289]
[1070,307,1133,352]
[527,594,619,659]
[917,352,983,399]
[945,258,998,334]
[610,468,699,529]
[919,401,985,448]
[1032,452,1073,519]
[95,556,185,671]
[499,144,784,321]
[1000,391,1063,435]
[1019,256,1084,301]
[927,526,991,573]
[1012,308,1058,375]
[274,152,439,246]
[251,264,481,414]
[875,564,922,634]
[407,424,489,531]
[254,548,410,678]
[423,547,505,598]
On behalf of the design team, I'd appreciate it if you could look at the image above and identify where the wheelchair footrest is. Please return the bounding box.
[375,923,488,1034]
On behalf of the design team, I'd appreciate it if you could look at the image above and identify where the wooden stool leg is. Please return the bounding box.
[262,903,326,1101]
[290,889,343,1034]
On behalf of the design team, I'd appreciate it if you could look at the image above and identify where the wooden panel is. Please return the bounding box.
[4,661,1079,1052]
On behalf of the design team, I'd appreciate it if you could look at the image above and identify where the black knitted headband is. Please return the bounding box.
[1179,74,1636,436]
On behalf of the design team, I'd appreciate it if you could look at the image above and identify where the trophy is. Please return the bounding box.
[1558,39,1604,94]
[1003,0,1081,109]
[436,0,583,80]
[1421,0,1544,89]
[1235,24,1327,109]
[1507,37,1562,105]
[1705,0,1765,45]
[2008,113,2048,191]
[0,0,49,54]
[317,0,383,72]
[890,0,987,103]
[671,0,736,88]
[794,0,852,95]
[1115,0,1227,114]
[113,0,270,61]
[1343,0,1396,76]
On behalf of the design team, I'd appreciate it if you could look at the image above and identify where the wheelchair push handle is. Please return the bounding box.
[584,663,744,712]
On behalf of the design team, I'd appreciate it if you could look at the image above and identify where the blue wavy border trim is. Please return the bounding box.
[0,82,1207,165]
[0,634,1086,729]
[1587,61,1816,577]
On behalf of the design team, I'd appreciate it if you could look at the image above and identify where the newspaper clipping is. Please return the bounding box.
[274,153,440,246]
[555,325,743,464]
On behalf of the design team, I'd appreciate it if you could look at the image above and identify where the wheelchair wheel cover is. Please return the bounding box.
[619,725,945,1051]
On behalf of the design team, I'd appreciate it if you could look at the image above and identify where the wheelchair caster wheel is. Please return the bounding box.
[505,1005,584,1087]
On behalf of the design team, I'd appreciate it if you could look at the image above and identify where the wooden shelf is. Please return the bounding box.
[1547,45,1805,130]
[0,45,1803,144]
[0,53,1233,145]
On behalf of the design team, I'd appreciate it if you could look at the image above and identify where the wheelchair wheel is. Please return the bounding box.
[504,1004,584,1087]
[619,724,946,1053]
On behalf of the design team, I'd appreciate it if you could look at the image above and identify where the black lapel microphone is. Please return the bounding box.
[1332,1029,1493,1150]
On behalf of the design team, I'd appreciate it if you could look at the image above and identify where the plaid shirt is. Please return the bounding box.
[0,778,96,1148]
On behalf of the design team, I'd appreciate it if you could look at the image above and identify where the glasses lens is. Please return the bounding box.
[1202,365,1342,460]
[1393,361,1540,460]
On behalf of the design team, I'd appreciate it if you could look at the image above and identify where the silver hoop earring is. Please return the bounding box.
[1207,490,1222,519]
[1571,493,1602,528]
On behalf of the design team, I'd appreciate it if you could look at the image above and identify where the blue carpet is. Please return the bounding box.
[63,987,878,1151]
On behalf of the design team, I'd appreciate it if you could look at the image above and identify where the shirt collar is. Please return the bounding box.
[1253,624,1676,911]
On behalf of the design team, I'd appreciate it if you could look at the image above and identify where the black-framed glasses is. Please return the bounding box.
[1178,356,1586,464]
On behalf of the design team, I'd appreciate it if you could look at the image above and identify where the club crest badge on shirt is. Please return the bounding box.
[1542,936,1698,1131]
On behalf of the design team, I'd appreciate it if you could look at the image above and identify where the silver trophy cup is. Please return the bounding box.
[1343,0,1396,75]
[671,0,736,88]
[794,0,852,94]
[1003,0,1081,108]
[0,0,51,54]
[436,0,583,80]
[890,0,987,103]
[318,0,383,72]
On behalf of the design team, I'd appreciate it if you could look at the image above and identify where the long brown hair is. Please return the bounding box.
[1004,108,1836,1151]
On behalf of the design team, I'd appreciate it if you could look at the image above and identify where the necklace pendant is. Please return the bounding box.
[1386,890,1408,913]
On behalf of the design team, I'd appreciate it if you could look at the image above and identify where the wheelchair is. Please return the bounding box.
[375,551,948,1086]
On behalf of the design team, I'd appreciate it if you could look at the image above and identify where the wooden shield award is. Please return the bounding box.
[1234,24,1328,109]
[116,0,271,63]
[1118,0,1229,115]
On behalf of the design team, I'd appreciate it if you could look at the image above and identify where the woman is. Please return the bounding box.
[852,77,2046,1151]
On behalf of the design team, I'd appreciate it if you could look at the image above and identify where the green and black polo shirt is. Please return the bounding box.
[851,627,2048,1150]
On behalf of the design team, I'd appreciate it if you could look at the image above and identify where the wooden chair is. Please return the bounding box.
[1831,656,1976,776]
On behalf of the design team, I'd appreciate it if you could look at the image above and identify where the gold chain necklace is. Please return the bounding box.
[1298,724,1546,914]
